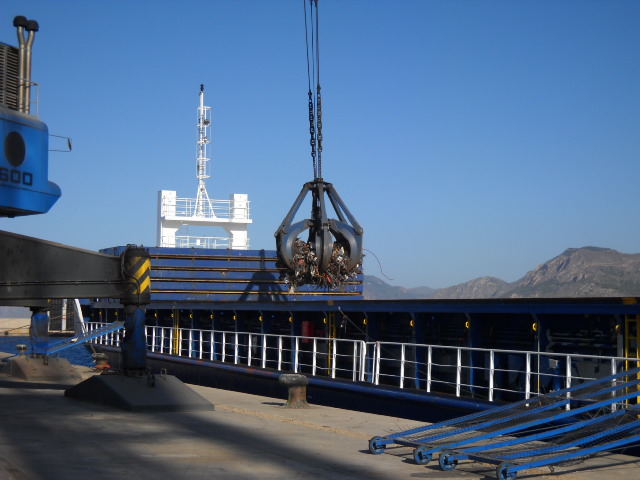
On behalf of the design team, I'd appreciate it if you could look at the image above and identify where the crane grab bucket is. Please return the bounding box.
[275,178,363,288]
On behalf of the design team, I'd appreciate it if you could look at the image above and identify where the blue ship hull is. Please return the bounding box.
[85,246,640,418]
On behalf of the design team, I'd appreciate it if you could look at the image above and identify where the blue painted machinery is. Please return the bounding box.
[369,367,640,479]
[1,16,61,217]
[0,16,150,376]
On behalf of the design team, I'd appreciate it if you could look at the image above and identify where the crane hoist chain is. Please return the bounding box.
[308,89,317,178]
[307,86,323,179]
[275,0,363,289]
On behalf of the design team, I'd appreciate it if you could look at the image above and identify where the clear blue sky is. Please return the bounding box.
[2,1,639,289]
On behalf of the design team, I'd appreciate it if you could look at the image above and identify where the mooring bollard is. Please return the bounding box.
[279,373,310,408]
[91,352,110,371]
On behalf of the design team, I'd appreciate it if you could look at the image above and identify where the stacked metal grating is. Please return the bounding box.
[0,42,19,110]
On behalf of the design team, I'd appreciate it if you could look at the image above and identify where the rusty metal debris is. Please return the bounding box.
[278,238,362,289]
[275,179,364,289]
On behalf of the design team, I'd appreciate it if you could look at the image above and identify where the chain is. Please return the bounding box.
[316,85,322,179]
[305,0,322,180]
[308,89,317,178]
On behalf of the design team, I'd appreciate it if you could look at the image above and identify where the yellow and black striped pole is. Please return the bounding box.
[122,245,151,307]
[120,246,151,373]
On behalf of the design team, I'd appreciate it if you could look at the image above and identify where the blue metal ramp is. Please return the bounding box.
[1,321,124,362]
[46,321,125,355]
[438,405,640,479]
[369,367,640,474]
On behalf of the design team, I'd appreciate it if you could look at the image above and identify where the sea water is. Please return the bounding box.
[0,336,94,367]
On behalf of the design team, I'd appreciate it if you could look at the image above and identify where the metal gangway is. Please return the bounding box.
[1,321,124,361]
[369,367,640,479]
[45,321,125,355]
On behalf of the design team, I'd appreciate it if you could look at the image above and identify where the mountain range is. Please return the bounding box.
[363,247,640,300]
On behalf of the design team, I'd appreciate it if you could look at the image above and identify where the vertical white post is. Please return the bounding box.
[331,339,337,379]
[611,357,618,411]
[248,334,253,366]
[427,346,432,392]
[525,352,531,400]
[278,336,283,371]
[234,332,239,365]
[352,342,358,382]
[222,332,227,363]
[293,337,299,373]
[153,327,158,353]
[360,342,367,382]
[73,299,86,335]
[312,338,317,376]
[210,328,214,361]
[261,334,267,369]
[400,344,406,389]
[489,350,495,402]
[456,348,462,397]
[373,342,380,385]
[566,354,572,410]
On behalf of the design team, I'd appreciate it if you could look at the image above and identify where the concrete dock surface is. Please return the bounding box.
[1,363,639,480]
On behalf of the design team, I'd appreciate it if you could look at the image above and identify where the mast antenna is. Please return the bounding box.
[195,84,213,217]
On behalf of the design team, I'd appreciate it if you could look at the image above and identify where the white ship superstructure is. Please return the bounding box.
[157,85,252,249]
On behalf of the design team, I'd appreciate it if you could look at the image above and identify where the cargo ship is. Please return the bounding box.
[82,85,640,421]
[82,244,640,420]
[2,15,639,421]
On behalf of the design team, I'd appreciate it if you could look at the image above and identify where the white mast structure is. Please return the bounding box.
[195,84,213,217]
[157,84,252,249]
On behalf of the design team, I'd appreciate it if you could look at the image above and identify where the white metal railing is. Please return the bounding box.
[162,197,250,220]
[170,235,231,249]
[84,322,640,403]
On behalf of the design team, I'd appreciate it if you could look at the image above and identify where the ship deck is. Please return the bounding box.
[0,360,638,479]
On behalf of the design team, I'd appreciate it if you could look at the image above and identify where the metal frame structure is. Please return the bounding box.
[275,178,363,272]
[85,321,640,404]
[437,406,640,479]
[157,85,252,250]
[368,367,640,478]
[0,230,151,371]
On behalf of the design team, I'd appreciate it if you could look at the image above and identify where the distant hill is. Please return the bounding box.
[430,276,509,299]
[365,247,640,299]
[363,275,437,300]
[504,247,640,298]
